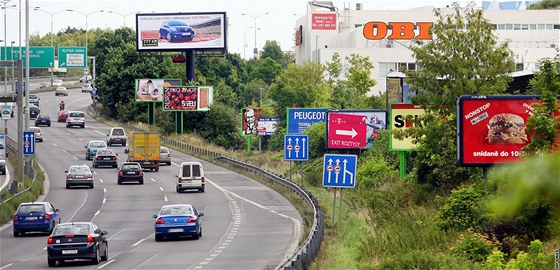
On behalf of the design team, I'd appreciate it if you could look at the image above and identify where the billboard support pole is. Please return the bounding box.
[289,161,292,182]
[247,136,251,154]
[399,151,406,179]
[299,161,304,187]
[332,188,337,224]
[148,102,154,125]
[175,49,195,135]
[339,188,343,221]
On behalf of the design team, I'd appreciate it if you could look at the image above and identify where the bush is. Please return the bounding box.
[451,228,500,263]
[356,156,398,189]
[375,249,475,269]
[304,122,326,159]
[484,249,506,270]
[437,185,486,231]
[267,126,285,151]
[199,103,244,150]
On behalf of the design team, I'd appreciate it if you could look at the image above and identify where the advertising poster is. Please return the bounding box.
[386,78,402,104]
[311,13,336,30]
[258,118,279,136]
[241,108,262,136]
[389,104,426,151]
[163,86,213,111]
[0,135,5,160]
[136,12,226,51]
[286,108,328,134]
[457,95,560,166]
[136,79,182,102]
[326,110,388,149]
[1,104,12,120]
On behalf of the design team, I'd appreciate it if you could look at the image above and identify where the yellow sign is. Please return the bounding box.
[386,78,401,104]
[390,104,425,151]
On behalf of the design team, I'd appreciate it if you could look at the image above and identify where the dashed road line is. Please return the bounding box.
[132,238,146,247]
[97,259,115,269]
[164,196,168,202]
[159,187,164,191]
[73,156,78,160]
[94,130,106,136]
[99,179,104,183]
[150,178,156,182]
[0,263,14,269]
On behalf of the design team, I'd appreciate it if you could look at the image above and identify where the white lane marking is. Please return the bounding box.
[66,132,71,135]
[132,238,146,247]
[99,179,104,183]
[164,196,168,202]
[62,149,68,153]
[94,130,106,136]
[97,259,115,269]
[93,171,97,175]
[94,210,100,216]
[52,143,57,147]
[171,161,180,166]
[0,263,14,270]
[78,138,83,141]
[159,187,164,191]
[67,190,89,222]
[103,188,107,193]
[103,198,106,204]
[73,156,78,160]
[150,178,156,182]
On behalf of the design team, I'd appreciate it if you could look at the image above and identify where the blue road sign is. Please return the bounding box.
[284,135,309,161]
[23,131,36,156]
[322,154,357,188]
[286,108,328,134]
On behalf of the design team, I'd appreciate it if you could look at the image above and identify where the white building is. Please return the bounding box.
[294,1,560,96]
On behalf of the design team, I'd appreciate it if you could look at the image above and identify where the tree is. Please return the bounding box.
[261,40,291,67]
[199,102,244,149]
[527,0,560,9]
[404,2,515,187]
[249,57,282,84]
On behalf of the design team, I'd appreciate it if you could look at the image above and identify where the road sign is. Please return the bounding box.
[0,47,54,68]
[284,135,309,161]
[1,104,12,120]
[327,113,367,149]
[23,131,36,156]
[286,108,328,134]
[322,154,357,188]
[58,46,87,68]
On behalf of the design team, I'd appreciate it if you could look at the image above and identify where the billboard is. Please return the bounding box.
[326,110,388,149]
[457,95,560,166]
[258,118,279,136]
[136,79,182,102]
[286,108,328,134]
[241,108,262,136]
[163,86,213,111]
[390,104,426,151]
[136,12,227,51]
[0,135,5,160]
[312,13,336,30]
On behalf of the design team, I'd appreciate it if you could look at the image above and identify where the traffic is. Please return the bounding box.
[0,83,303,269]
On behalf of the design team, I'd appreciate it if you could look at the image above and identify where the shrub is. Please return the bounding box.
[484,249,506,270]
[356,156,398,189]
[304,122,326,159]
[437,185,487,231]
[267,125,285,151]
[451,228,500,263]
[375,249,475,269]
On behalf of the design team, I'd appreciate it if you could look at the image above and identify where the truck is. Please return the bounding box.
[125,132,160,171]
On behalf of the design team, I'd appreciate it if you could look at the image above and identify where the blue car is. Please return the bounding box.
[159,20,195,42]
[85,140,107,160]
[13,202,61,237]
[153,204,204,241]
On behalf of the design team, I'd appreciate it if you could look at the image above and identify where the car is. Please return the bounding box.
[0,159,5,175]
[153,204,204,241]
[176,161,205,193]
[159,20,195,42]
[80,75,92,83]
[85,140,107,160]
[52,79,63,86]
[81,83,93,93]
[117,162,144,184]
[55,86,68,96]
[106,127,127,146]
[29,94,40,106]
[92,149,118,168]
[40,81,52,88]
[66,111,86,128]
[29,126,44,142]
[65,165,95,189]
[29,105,40,120]
[35,114,51,127]
[46,222,108,267]
[159,146,171,166]
[57,110,69,122]
[13,202,61,237]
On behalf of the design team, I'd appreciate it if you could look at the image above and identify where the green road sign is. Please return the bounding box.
[0,46,54,68]
[58,46,87,68]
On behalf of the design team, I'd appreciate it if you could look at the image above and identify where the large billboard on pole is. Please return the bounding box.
[136,12,227,52]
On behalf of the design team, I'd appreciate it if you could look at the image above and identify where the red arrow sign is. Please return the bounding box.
[327,113,367,149]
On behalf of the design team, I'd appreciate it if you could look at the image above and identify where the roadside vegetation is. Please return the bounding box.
[29,1,560,268]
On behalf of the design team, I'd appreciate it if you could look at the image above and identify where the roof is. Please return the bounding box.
[20,202,49,205]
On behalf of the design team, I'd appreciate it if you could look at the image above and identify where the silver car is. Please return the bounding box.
[159,146,171,166]
[55,86,68,96]
[29,94,40,106]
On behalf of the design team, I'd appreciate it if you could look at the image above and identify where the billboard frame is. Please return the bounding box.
[135,78,182,102]
[162,86,214,111]
[325,109,388,150]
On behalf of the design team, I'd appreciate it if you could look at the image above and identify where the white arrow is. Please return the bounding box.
[327,158,333,183]
[30,133,34,153]
[335,159,340,184]
[343,159,348,184]
[343,159,355,185]
[295,138,300,158]
[302,138,306,159]
[287,138,292,158]
[336,128,358,138]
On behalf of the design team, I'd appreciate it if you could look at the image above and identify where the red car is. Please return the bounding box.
[57,110,69,122]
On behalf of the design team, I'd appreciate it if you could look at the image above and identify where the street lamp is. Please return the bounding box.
[107,11,137,27]
[2,1,16,98]
[241,12,268,58]
[243,26,253,59]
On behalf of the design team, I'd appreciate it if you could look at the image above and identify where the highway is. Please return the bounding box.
[0,86,303,269]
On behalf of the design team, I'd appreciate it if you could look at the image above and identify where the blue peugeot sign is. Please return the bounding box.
[286,108,328,134]
[284,135,309,161]
[322,154,357,188]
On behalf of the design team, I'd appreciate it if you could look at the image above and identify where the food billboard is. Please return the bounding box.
[241,108,262,136]
[457,95,560,166]
[163,86,213,111]
[135,79,181,102]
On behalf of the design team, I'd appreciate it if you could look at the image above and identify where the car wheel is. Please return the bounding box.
[66,184,70,189]
[101,245,108,261]
[81,124,85,128]
[13,230,20,237]
[155,167,159,172]
[199,227,202,238]
[192,231,200,240]
[166,162,171,166]
[90,184,94,189]
[176,187,181,193]
[48,258,56,267]
[117,180,122,185]
[139,180,144,185]
[167,33,172,42]
[66,124,69,128]
[48,124,51,127]
[113,164,118,168]
[199,188,205,193]
[91,247,100,265]
[92,163,96,168]
[155,235,162,242]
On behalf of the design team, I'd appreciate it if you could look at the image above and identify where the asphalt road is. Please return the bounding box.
[0,87,303,269]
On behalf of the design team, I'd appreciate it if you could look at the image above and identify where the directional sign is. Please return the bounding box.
[284,135,309,161]
[327,112,367,149]
[23,131,36,156]
[286,108,328,134]
[58,46,87,68]
[322,154,357,188]
[0,47,54,68]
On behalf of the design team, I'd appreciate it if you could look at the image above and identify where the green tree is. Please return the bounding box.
[528,0,560,9]
[249,57,282,84]
[199,102,244,149]
[260,40,291,67]
[404,2,515,187]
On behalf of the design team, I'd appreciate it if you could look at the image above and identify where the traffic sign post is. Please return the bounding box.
[58,46,87,68]
[323,154,357,223]
[284,135,309,186]
[23,131,36,156]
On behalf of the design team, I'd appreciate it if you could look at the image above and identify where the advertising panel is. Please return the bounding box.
[390,104,426,151]
[163,86,213,111]
[0,135,5,160]
[286,108,328,134]
[326,110,388,149]
[257,118,279,136]
[1,104,12,120]
[136,79,182,102]
[312,13,336,30]
[136,12,226,51]
[241,108,262,136]
[386,78,402,104]
[457,95,560,166]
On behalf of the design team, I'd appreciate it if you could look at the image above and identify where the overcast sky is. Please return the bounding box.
[2,0,474,59]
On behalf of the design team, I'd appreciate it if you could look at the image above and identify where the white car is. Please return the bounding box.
[66,111,86,128]
[55,86,68,96]
[52,79,63,86]
[81,84,93,93]
[29,94,40,106]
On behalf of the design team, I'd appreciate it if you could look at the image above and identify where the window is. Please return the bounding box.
[497,24,505,30]
[513,24,521,30]
[182,166,192,177]
[537,24,545,30]
[529,24,536,30]
[516,63,524,71]
[521,24,528,30]
[112,129,124,135]
[19,204,45,213]
[192,165,201,177]
[505,24,513,30]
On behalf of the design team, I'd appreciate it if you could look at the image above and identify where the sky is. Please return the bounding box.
[1,0,475,59]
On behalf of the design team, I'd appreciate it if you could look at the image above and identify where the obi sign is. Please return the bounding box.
[363,22,433,40]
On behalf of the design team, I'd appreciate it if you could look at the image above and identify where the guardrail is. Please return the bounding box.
[118,121,324,269]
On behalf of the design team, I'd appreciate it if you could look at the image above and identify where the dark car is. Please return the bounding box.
[159,20,195,42]
[65,165,94,189]
[118,162,144,184]
[29,105,40,120]
[47,222,108,267]
[13,202,61,237]
[153,204,204,241]
[92,149,118,168]
[35,114,51,127]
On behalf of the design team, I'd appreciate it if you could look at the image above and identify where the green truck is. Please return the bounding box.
[125,132,160,171]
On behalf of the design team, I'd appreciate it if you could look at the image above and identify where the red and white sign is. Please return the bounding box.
[327,113,367,149]
[312,13,336,30]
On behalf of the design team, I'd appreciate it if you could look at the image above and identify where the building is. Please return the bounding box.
[294,1,559,96]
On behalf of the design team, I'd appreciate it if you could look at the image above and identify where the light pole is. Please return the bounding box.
[2,1,16,97]
[241,12,268,58]
[107,11,137,27]
[243,26,253,59]
[71,9,104,60]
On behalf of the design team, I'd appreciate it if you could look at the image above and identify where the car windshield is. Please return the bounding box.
[90,142,106,148]
[38,115,48,119]
[69,112,84,117]
[168,21,187,27]
[160,148,168,153]
[112,129,124,135]
[53,224,91,236]
[18,204,45,213]
[69,166,90,174]
[160,205,193,216]
[30,128,40,132]
[122,164,140,170]
[30,95,38,99]
[97,150,113,155]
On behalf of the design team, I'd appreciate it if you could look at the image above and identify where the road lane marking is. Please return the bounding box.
[99,179,104,183]
[67,190,89,222]
[66,132,71,135]
[79,138,83,141]
[52,143,57,147]
[73,156,78,160]
[62,149,68,153]
[132,238,146,247]
[164,196,168,202]
[97,259,115,269]
[150,178,156,182]
[103,188,107,193]
[103,198,106,204]
[94,130,106,136]
[94,210,100,216]
[0,263,14,269]
[159,187,164,191]
[93,171,97,175]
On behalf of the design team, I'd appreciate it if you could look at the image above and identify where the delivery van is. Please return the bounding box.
[176,161,205,193]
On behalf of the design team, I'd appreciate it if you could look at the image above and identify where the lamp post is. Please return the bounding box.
[107,11,137,27]
[243,26,253,59]
[2,1,16,97]
[241,12,268,58]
